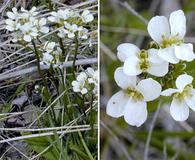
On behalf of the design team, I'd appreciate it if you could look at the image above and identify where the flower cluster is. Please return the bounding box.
[6,7,49,42]
[40,41,63,67]
[72,67,98,95]
[107,10,195,127]
[48,9,94,39]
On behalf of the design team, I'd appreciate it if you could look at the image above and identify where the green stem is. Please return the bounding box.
[90,93,94,134]
[72,36,79,79]
[78,131,94,160]
[32,40,42,77]
[32,40,57,123]
[59,38,66,56]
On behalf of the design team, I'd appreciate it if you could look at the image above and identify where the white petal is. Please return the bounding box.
[6,25,14,31]
[161,88,178,96]
[106,91,129,118]
[5,19,13,26]
[124,100,147,127]
[7,12,15,19]
[48,16,56,22]
[148,48,164,63]
[170,98,189,121]
[73,86,80,92]
[12,7,17,14]
[71,81,78,87]
[40,27,49,33]
[68,33,75,38]
[175,44,195,62]
[147,16,170,44]
[158,46,180,64]
[39,18,47,26]
[137,78,162,101]
[147,61,169,77]
[117,43,140,62]
[23,35,31,42]
[123,57,142,76]
[176,74,193,91]
[185,89,195,111]
[81,88,88,94]
[169,10,186,39]
[114,67,136,89]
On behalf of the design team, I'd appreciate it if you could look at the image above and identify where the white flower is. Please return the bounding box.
[69,10,79,18]
[6,8,21,31]
[5,7,49,42]
[72,72,88,95]
[148,10,195,63]
[20,22,38,42]
[48,9,71,23]
[87,67,98,85]
[117,43,169,77]
[81,10,94,23]
[106,67,161,127]
[5,19,21,31]
[78,26,88,39]
[87,67,98,94]
[43,41,56,53]
[7,7,19,20]
[57,28,67,38]
[41,41,62,67]
[161,74,195,121]
[34,18,49,34]
[21,7,38,19]
[59,22,78,39]
[41,52,54,66]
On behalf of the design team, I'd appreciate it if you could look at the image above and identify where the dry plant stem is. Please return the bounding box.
[0,125,94,132]
[101,121,133,160]
[28,90,66,127]
[0,135,30,159]
[100,41,117,60]
[143,100,162,160]
[101,25,148,36]
[0,58,97,81]
[0,127,97,144]
[115,0,148,25]
[29,106,97,160]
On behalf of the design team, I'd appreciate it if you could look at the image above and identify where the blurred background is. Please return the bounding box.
[100,0,195,159]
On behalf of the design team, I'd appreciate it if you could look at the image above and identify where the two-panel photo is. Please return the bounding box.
[0,0,195,159]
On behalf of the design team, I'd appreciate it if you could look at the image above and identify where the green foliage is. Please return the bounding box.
[25,135,60,160]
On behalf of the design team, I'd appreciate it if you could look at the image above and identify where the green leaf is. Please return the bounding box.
[70,145,89,160]
[24,135,59,160]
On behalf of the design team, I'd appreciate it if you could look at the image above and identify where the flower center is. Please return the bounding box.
[173,84,193,100]
[124,87,144,101]
[138,50,150,71]
[161,35,184,48]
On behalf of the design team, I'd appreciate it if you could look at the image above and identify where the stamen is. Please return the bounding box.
[138,50,150,71]
[124,87,144,101]
[173,84,193,100]
[161,35,184,48]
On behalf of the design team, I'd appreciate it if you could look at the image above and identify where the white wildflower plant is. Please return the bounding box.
[6,7,49,42]
[72,67,98,96]
[107,9,195,127]
[48,9,94,40]
[3,4,97,159]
